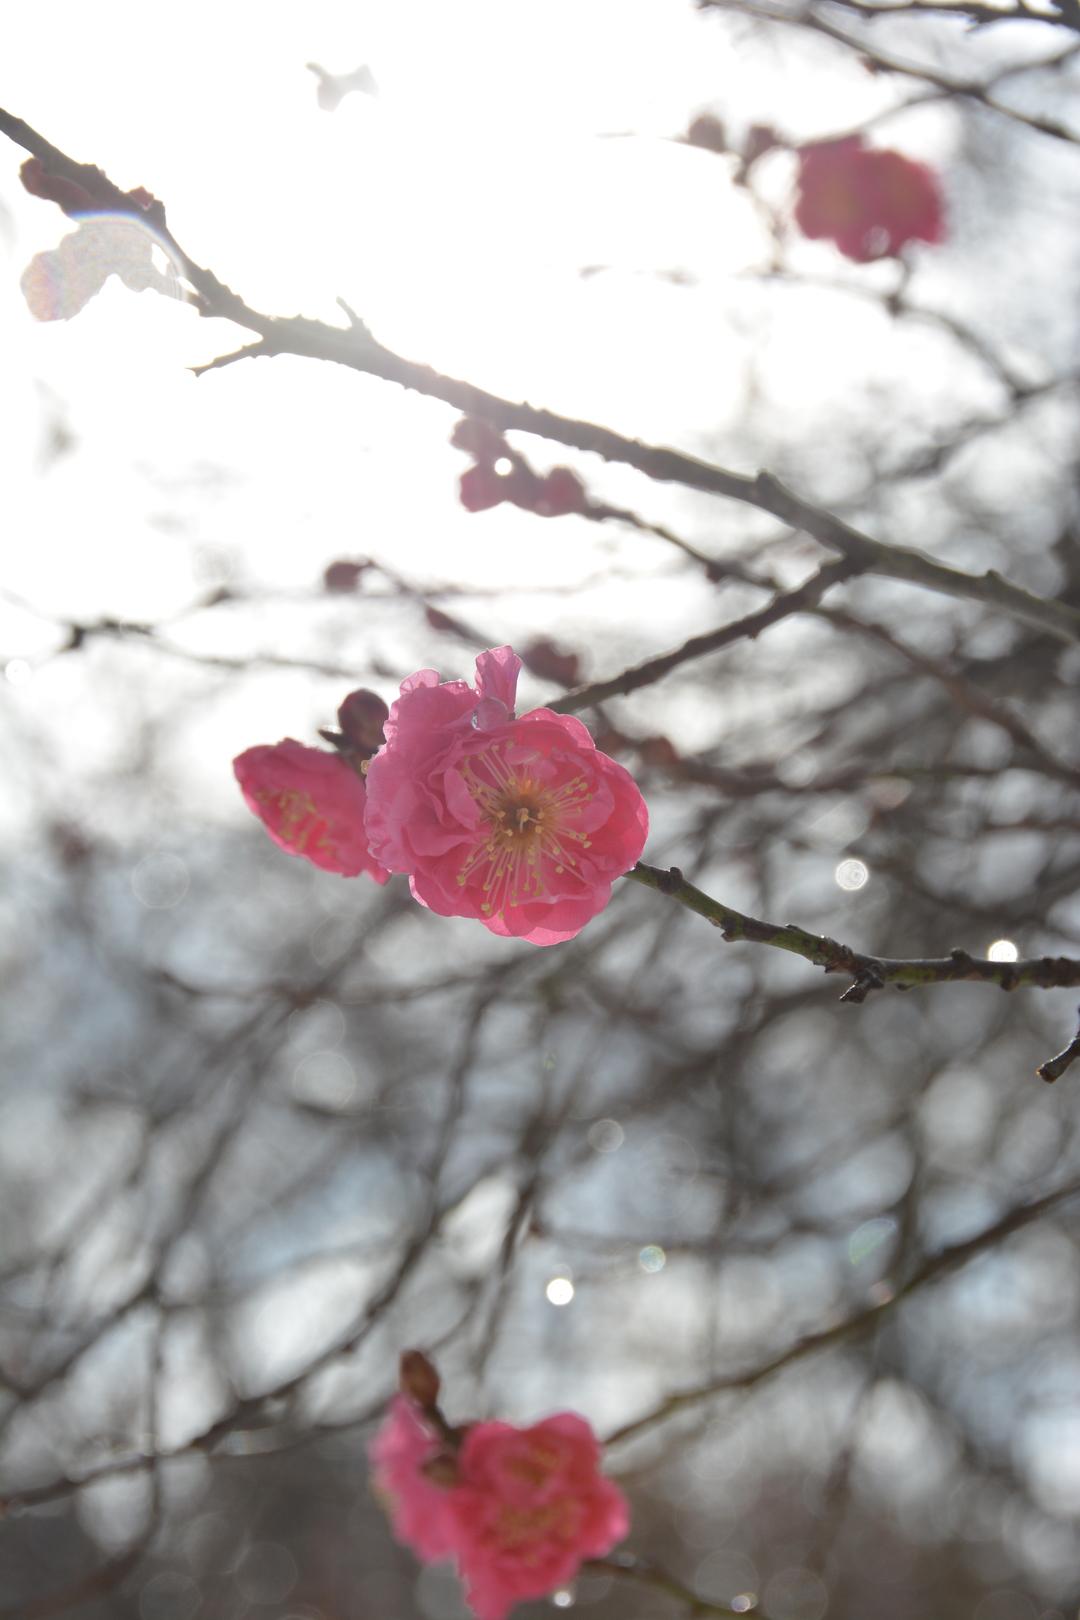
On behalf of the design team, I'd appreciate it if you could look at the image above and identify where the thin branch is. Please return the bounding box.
[551,560,858,712]
[626,862,1080,996]
[806,0,1080,31]
[590,1554,775,1618]
[699,0,1080,143]
[605,1174,1080,1446]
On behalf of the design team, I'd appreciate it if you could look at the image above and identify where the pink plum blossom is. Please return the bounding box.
[363,646,649,945]
[233,739,389,881]
[447,1414,630,1620]
[795,136,944,262]
[369,1395,459,1564]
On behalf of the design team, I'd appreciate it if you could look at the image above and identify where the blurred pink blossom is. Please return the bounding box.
[233,739,389,881]
[794,136,944,261]
[448,1414,630,1620]
[363,646,648,945]
[369,1395,459,1564]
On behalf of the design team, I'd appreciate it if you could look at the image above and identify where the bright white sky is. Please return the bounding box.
[0,0,968,823]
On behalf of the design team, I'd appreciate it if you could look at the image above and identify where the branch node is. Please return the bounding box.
[657,865,684,895]
[336,295,369,333]
[840,966,884,1003]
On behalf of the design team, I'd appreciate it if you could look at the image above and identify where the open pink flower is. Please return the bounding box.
[369,1395,459,1564]
[447,1414,630,1620]
[363,647,649,946]
[233,739,389,881]
[795,137,944,261]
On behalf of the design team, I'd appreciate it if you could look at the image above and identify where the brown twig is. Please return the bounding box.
[626,862,1080,996]
[551,560,859,712]
[605,1174,1080,1446]
[1037,1008,1080,1081]
[697,1,1080,144]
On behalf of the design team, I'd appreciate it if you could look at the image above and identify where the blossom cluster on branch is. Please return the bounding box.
[370,1354,629,1620]
[234,646,649,946]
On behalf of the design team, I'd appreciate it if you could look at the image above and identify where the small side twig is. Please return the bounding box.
[1037,1009,1080,1083]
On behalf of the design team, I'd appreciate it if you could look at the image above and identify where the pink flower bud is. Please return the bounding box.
[400,1349,442,1411]
[534,468,588,518]
[451,416,510,462]
[20,157,96,216]
[459,463,509,512]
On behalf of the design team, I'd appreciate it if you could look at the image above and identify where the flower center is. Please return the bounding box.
[456,746,593,916]
[494,1496,580,1558]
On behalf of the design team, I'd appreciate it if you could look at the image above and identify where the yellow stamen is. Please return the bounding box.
[455,745,593,918]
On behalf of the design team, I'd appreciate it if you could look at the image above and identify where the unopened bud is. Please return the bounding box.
[742,124,779,169]
[534,467,587,518]
[400,1349,441,1410]
[521,637,581,687]
[451,416,509,462]
[639,735,680,769]
[323,558,369,594]
[20,157,96,217]
[337,689,389,756]
[684,115,727,155]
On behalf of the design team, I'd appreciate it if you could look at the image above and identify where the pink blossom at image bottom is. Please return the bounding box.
[369,1396,459,1563]
[794,136,944,261]
[448,1415,630,1620]
[369,1400,630,1620]
[363,646,649,945]
[232,739,389,881]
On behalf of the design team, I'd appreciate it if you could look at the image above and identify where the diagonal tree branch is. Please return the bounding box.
[605,1174,1080,1447]
[3,107,1080,648]
[626,861,1080,1001]
[552,560,860,712]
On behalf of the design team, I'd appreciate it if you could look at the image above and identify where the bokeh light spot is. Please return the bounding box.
[545,1275,575,1306]
[587,1118,624,1153]
[291,1050,357,1111]
[638,1244,667,1273]
[835,858,869,891]
[847,1216,895,1266]
[987,939,1019,962]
